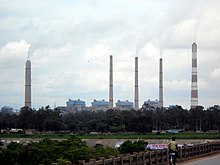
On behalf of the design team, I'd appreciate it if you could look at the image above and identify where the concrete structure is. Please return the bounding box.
[191,42,198,109]
[168,105,180,110]
[134,57,139,110]
[1,106,13,115]
[66,99,86,112]
[24,60,31,108]
[56,106,67,112]
[159,58,163,108]
[109,55,113,109]
[115,100,133,110]
[142,99,160,110]
[91,99,109,111]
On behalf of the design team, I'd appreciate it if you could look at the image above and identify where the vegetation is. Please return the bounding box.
[1,132,220,139]
[1,105,220,164]
[118,140,146,154]
[0,137,119,165]
[1,105,220,134]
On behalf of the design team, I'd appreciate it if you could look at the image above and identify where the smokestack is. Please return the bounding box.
[25,60,31,108]
[191,42,198,109]
[134,57,139,110]
[159,58,163,108]
[109,55,113,109]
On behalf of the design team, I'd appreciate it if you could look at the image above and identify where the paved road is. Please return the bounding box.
[182,154,220,165]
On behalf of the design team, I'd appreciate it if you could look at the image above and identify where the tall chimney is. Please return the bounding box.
[109,55,113,109]
[134,57,139,110]
[159,58,163,108]
[25,60,31,108]
[191,42,198,109]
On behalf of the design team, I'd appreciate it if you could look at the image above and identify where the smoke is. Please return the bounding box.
[134,36,150,56]
[27,46,34,60]
[160,48,163,58]
[192,18,202,42]
[27,43,44,60]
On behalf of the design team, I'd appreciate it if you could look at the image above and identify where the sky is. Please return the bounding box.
[0,0,220,110]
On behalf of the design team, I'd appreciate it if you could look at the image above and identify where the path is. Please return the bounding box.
[179,154,220,165]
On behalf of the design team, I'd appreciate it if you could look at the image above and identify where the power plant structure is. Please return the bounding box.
[134,57,139,110]
[24,60,31,108]
[109,55,113,109]
[191,42,198,109]
[23,43,200,111]
[159,58,163,108]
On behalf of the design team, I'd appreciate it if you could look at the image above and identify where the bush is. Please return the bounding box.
[119,140,145,154]
[0,137,119,165]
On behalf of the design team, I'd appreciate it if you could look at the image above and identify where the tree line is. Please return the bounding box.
[1,105,220,133]
[0,136,149,165]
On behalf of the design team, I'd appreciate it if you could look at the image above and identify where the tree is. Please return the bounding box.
[119,140,145,154]
[18,107,35,129]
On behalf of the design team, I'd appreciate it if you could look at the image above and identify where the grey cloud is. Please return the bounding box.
[1,0,220,108]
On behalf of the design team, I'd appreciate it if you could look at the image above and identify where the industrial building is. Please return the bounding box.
[91,99,109,111]
[115,100,133,110]
[66,99,86,112]
[142,99,160,110]
[1,106,13,115]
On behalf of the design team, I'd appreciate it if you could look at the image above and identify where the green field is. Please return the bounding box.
[1,132,220,139]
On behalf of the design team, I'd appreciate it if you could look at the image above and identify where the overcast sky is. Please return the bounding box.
[0,0,220,110]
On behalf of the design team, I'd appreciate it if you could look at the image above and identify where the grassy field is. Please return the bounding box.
[1,132,220,139]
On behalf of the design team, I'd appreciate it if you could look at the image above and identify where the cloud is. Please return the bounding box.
[166,79,190,91]
[0,0,220,109]
[0,40,29,107]
[0,40,29,66]
[211,68,220,79]
[84,44,110,63]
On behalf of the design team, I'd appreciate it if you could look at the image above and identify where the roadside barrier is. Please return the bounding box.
[52,141,220,165]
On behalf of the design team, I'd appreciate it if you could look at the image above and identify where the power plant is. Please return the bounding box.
[134,57,139,110]
[24,60,31,108]
[191,42,198,109]
[22,43,199,110]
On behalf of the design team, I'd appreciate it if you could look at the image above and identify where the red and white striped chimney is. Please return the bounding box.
[191,42,198,109]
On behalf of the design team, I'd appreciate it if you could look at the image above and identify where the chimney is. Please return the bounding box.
[134,57,139,110]
[191,42,198,109]
[25,60,31,108]
[159,58,163,108]
[109,55,113,109]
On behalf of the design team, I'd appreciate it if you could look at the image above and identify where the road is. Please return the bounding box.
[180,154,220,165]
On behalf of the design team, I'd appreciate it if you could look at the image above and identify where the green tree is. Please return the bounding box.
[119,140,145,154]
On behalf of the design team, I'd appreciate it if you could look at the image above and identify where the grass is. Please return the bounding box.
[1,132,220,139]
